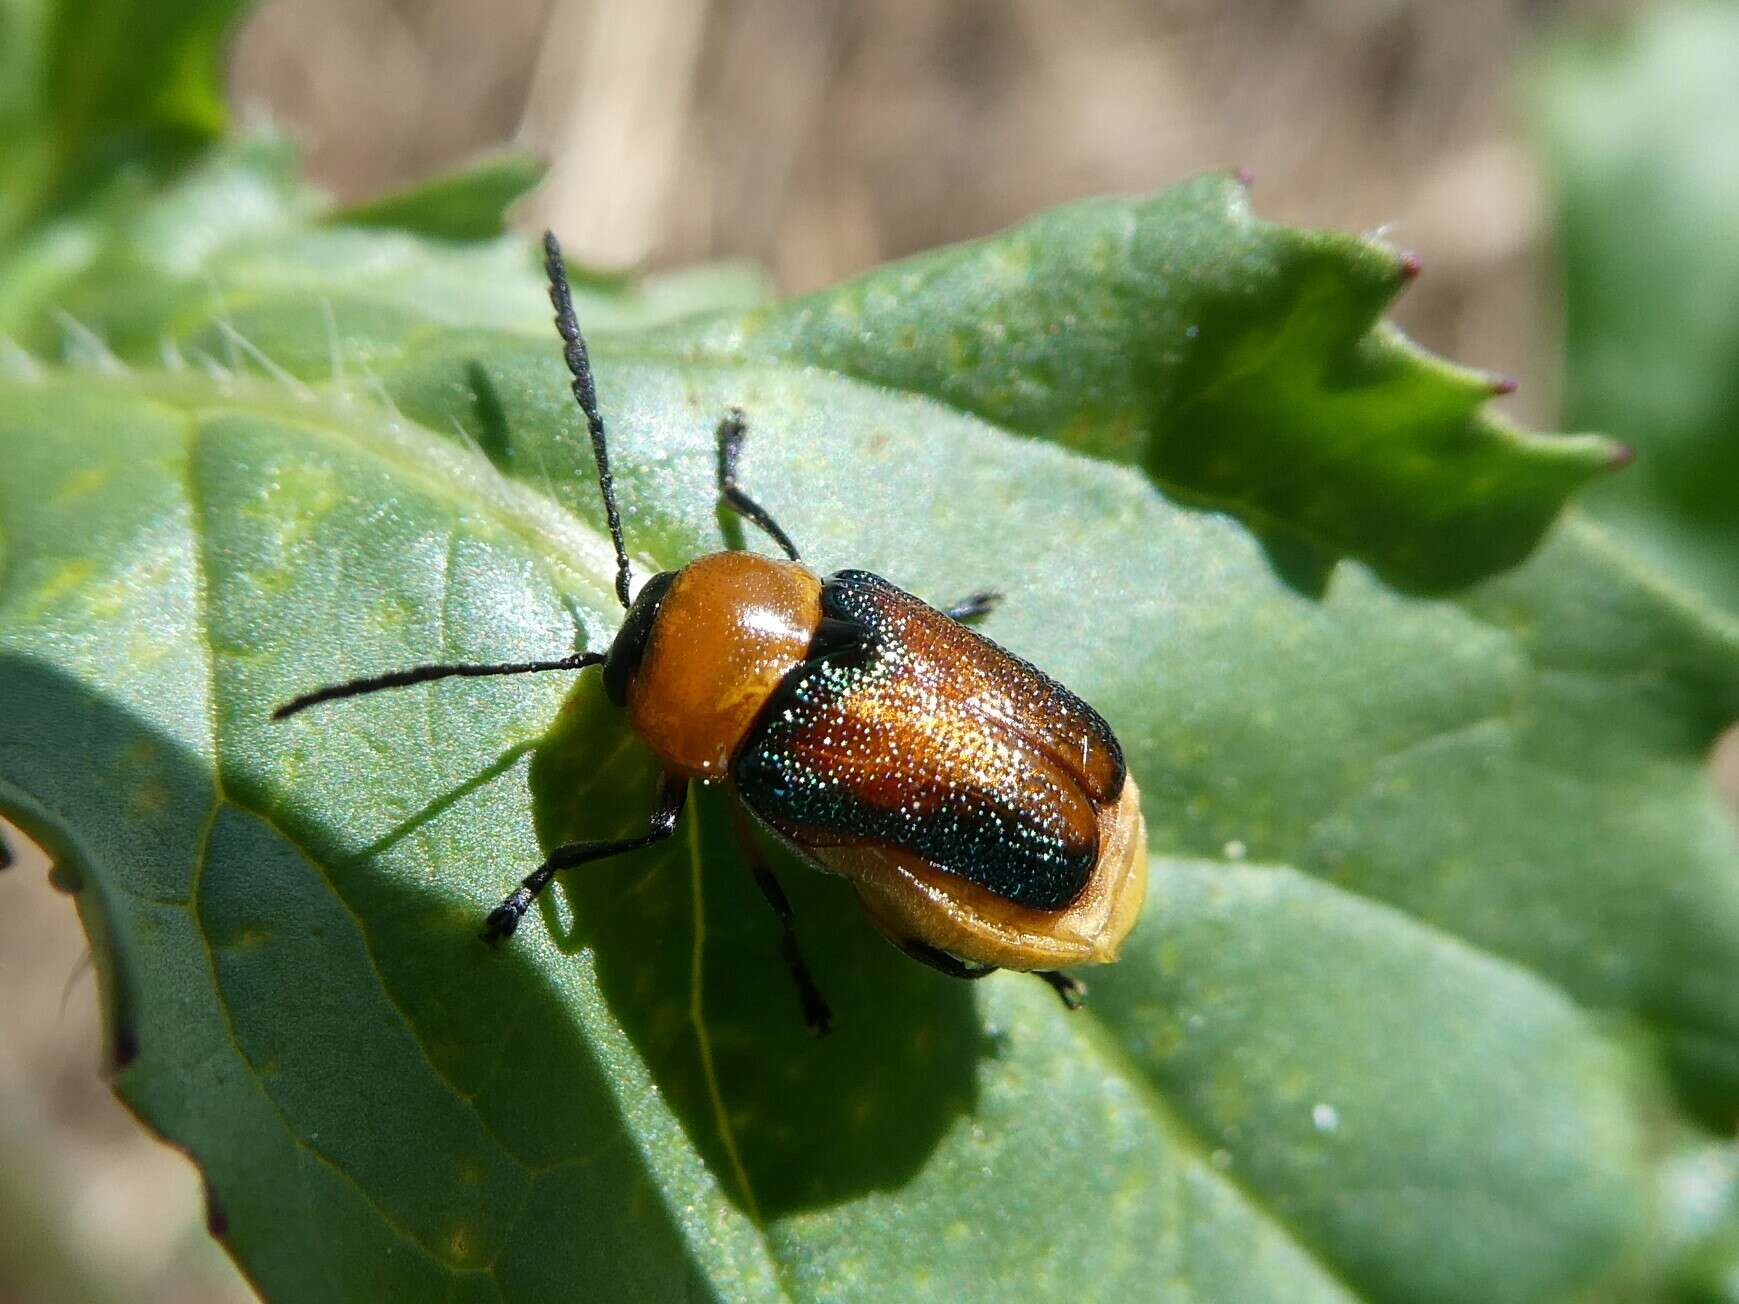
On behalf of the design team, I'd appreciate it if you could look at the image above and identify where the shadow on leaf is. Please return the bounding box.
[529,685,988,1217]
[1,656,743,1295]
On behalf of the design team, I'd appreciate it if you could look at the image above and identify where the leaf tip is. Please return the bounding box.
[1543,431,1635,484]
[1398,249,1424,281]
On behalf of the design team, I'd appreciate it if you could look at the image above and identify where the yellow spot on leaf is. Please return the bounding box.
[52,466,109,504]
[131,783,168,814]
[27,559,94,614]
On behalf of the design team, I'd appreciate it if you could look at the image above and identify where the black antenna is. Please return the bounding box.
[544,230,633,609]
[273,652,605,720]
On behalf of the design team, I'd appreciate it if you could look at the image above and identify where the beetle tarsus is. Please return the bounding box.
[1037,969,1085,1010]
[802,988,833,1038]
[481,889,532,945]
[716,410,804,561]
[480,773,689,946]
[783,931,833,1037]
[943,591,1001,624]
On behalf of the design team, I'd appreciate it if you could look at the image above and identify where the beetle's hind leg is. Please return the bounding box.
[942,592,1001,624]
[901,938,1085,1012]
[1035,970,1086,1010]
[897,938,999,981]
[482,771,688,943]
[716,409,803,562]
[731,809,831,1036]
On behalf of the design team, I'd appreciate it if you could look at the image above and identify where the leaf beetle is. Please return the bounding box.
[275,232,1148,1034]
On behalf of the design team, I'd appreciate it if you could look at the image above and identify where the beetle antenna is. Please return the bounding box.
[272,652,605,721]
[544,231,633,610]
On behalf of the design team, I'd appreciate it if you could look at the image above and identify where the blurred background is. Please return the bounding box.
[233,0,1581,425]
[4,0,1733,1298]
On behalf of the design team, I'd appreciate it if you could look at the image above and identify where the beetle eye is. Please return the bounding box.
[602,569,678,705]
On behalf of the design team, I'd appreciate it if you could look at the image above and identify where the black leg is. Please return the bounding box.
[716,409,802,561]
[942,591,1001,624]
[731,810,831,1036]
[483,771,688,943]
[901,938,1085,1011]
[1036,969,1086,1010]
[898,937,999,980]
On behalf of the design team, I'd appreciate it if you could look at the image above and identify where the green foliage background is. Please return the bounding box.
[2,1,1737,1300]
[1534,1,1739,619]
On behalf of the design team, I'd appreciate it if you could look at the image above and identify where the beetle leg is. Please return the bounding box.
[482,771,688,944]
[941,591,1001,624]
[716,409,803,562]
[731,809,832,1036]
[902,939,1086,1012]
[1035,970,1086,1010]
[897,937,999,981]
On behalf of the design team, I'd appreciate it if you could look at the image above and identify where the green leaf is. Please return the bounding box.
[0,0,250,360]
[0,0,247,245]
[656,175,1626,594]
[1533,2,1739,614]
[0,131,773,365]
[2,5,1733,1288]
[4,150,1739,1301]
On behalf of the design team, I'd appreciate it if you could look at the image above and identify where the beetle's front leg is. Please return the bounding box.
[483,771,688,943]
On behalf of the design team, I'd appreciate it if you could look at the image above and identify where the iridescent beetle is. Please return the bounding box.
[275,233,1148,1034]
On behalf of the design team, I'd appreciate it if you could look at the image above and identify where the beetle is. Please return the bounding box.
[274,232,1148,1034]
